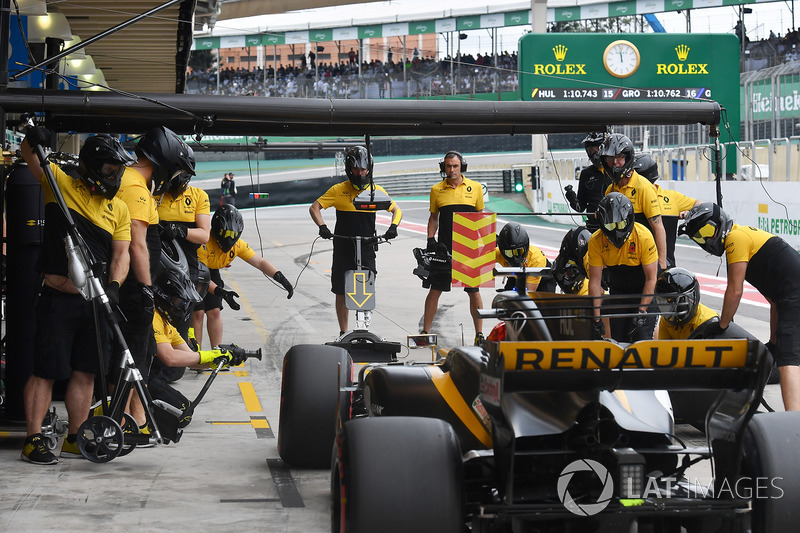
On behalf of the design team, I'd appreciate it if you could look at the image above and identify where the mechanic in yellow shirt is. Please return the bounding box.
[680,202,800,411]
[654,267,718,339]
[552,226,593,295]
[602,134,667,271]
[192,205,294,349]
[588,193,659,342]
[494,222,554,292]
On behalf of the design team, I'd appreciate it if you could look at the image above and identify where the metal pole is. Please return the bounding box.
[402,35,407,98]
[12,0,183,81]
[274,44,278,95]
[0,0,10,89]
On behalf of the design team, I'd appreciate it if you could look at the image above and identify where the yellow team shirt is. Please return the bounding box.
[657,303,719,340]
[198,236,256,269]
[654,185,696,217]
[153,309,185,347]
[724,224,773,265]
[495,245,548,285]
[605,171,661,220]
[157,185,211,223]
[117,167,159,225]
[429,177,485,213]
[587,222,659,269]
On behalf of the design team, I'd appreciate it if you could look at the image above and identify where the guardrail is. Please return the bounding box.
[377,170,508,196]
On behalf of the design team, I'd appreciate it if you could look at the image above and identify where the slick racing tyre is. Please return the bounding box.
[742,411,800,533]
[278,344,352,468]
[332,417,464,533]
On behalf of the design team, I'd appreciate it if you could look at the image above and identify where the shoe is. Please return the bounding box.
[474,332,485,346]
[21,433,58,465]
[421,330,429,334]
[60,435,82,459]
[135,424,156,448]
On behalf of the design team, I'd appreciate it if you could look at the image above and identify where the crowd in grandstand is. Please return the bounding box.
[186,51,519,99]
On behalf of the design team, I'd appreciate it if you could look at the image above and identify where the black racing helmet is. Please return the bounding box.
[600,133,636,184]
[497,222,530,267]
[554,258,586,294]
[153,238,202,326]
[344,146,373,190]
[655,267,700,326]
[633,152,659,183]
[167,168,193,197]
[135,126,196,196]
[78,134,136,199]
[582,131,607,168]
[595,192,635,248]
[196,261,210,299]
[677,202,733,257]
[558,226,592,275]
[211,204,244,252]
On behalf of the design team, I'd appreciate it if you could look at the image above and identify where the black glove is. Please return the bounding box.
[25,126,51,149]
[214,286,240,311]
[564,185,579,211]
[436,243,449,257]
[273,270,294,299]
[705,321,728,338]
[106,280,120,308]
[427,237,438,252]
[161,222,188,241]
[384,224,398,240]
[224,344,247,366]
[628,312,651,341]
[592,319,606,339]
[141,284,155,315]
[318,224,333,239]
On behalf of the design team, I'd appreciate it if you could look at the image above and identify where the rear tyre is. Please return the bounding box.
[742,411,800,533]
[332,417,463,533]
[278,344,352,468]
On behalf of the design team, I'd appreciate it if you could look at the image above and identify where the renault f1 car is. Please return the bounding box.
[278,282,799,533]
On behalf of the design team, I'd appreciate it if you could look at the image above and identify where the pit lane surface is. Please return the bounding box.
[0,200,781,532]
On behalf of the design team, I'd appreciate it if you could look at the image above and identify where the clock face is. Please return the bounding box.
[603,40,640,78]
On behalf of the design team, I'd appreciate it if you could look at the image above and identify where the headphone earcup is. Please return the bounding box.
[439,160,446,173]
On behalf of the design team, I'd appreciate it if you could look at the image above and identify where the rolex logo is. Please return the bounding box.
[553,45,568,62]
[675,44,690,61]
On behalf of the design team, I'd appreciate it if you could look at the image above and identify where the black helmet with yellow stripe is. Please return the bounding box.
[678,202,732,257]
[211,204,244,252]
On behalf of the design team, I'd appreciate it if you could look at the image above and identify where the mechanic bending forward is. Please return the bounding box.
[588,193,659,343]
[20,130,133,465]
[495,222,555,293]
[112,126,196,433]
[680,203,800,411]
[551,226,593,296]
[422,151,486,345]
[632,153,700,269]
[602,134,667,272]
[192,205,294,349]
[564,132,610,232]
[310,146,402,335]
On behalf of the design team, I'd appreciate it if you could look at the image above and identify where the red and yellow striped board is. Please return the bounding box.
[452,212,497,288]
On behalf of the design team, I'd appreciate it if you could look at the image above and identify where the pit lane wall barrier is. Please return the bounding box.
[527,167,800,251]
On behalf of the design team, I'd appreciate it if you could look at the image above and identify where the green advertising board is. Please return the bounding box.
[519,33,740,172]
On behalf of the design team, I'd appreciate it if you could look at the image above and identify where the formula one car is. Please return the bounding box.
[278,277,799,533]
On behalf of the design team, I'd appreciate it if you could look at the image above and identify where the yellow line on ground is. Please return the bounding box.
[239,382,263,412]
[251,418,270,429]
[210,422,252,425]
[224,277,270,345]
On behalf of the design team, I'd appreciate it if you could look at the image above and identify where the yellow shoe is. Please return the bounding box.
[21,433,58,465]
[60,436,83,459]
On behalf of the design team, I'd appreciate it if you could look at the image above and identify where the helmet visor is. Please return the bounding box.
[603,220,629,232]
[502,247,527,259]
[688,222,717,245]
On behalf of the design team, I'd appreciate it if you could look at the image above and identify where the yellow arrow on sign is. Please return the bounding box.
[347,271,374,308]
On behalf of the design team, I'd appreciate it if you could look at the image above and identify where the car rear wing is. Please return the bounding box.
[480,338,765,397]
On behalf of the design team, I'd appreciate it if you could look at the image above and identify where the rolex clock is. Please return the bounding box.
[603,40,640,78]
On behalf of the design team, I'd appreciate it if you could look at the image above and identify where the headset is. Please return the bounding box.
[439,151,468,175]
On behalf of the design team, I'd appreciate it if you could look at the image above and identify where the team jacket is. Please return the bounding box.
[37,162,131,279]
[657,302,719,340]
[725,224,800,301]
[430,176,485,250]
[576,165,609,230]
[587,222,658,293]
[495,245,548,285]
[153,309,184,347]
